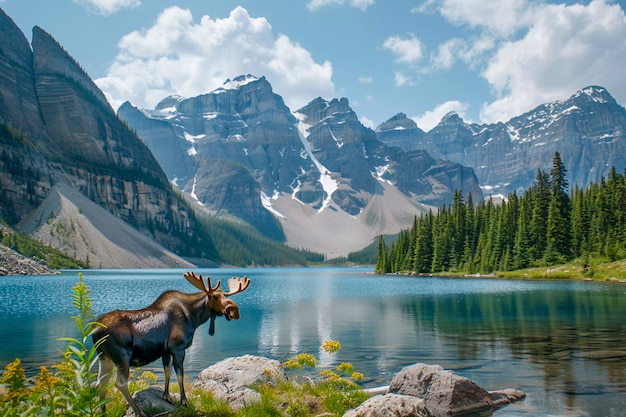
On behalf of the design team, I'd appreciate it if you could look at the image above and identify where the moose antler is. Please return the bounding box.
[183,272,221,294]
[225,276,251,296]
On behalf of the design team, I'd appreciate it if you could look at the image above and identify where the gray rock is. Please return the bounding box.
[343,394,428,417]
[388,363,525,416]
[123,387,178,416]
[193,354,285,410]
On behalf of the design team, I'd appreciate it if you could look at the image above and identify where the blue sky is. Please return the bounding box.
[2,0,626,130]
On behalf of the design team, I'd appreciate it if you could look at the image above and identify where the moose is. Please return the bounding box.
[92,272,251,417]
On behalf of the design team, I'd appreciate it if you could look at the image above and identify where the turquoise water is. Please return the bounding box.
[1,267,625,416]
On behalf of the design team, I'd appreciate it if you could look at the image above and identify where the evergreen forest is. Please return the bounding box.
[376,152,626,275]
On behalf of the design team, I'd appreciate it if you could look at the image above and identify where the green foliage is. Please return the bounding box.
[0,273,106,416]
[379,152,626,275]
[0,223,88,269]
[375,235,390,273]
[0,122,29,145]
[278,340,368,417]
[197,214,324,266]
[55,273,107,416]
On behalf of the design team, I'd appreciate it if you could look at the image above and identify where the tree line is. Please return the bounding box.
[376,152,626,274]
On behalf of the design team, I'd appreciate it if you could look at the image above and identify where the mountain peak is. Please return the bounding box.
[155,95,186,111]
[441,111,461,122]
[376,112,419,132]
[433,111,465,129]
[573,85,613,105]
[219,74,261,91]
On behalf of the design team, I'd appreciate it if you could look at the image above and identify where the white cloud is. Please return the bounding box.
[307,0,374,11]
[413,100,470,131]
[95,6,335,112]
[393,72,416,87]
[382,33,424,65]
[358,75,373,84]
[73,0,140,15]
[412,0,626,124]
[428,38,465,71]
[417,0,532,37]
[480,0,626,122]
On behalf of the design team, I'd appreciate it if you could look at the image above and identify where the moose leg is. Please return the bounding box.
[162,352,173,403]
[115,362,148,417]
[172,350,188,406]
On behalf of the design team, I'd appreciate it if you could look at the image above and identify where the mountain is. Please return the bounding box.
[377,87,626,197]
[18,183,194,269]
[119,76,483,257]
[0,8,217,267]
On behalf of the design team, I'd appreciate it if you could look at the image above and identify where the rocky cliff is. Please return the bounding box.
[120,76,483,257]
[377,87,626,197]
[0,8,215,266]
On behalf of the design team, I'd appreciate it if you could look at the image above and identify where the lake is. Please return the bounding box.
[1,267,625,416]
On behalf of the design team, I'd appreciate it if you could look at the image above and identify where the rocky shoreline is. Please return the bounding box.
[0,244,57,276]
[126,355,526,417]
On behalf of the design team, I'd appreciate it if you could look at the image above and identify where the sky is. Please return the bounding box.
[1,0,626,131]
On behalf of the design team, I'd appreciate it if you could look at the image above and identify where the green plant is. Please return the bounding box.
[0,273,108,416]
[280,340,368,416]
[54,273,108,416]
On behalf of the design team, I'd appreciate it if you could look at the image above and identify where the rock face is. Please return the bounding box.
[377,86,626,197]
[120,76,483,256]
[0,8,215,266]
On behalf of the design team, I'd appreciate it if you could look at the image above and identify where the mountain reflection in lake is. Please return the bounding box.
[1,268,625,416]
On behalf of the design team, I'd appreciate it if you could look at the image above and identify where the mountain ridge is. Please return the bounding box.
[377,85,626,197]
[120,75,483,257]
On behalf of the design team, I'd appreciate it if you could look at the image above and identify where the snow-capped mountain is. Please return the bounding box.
[377,86,626,198]
[119,75,482,257]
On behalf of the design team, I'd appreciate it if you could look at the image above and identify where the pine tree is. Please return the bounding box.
[545,152,571,263]
[375,235,388,274]
[570,186,590,258]
[413,211,434,273]
[512,192,533,269]
[529,169,551,261]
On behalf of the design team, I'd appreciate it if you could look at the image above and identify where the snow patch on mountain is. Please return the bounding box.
[327,126,344,148]
[215,75,259,93]
[190,175,201,203]
[294,112,338,213]
[261,190,285,219]
[374,164,392,184]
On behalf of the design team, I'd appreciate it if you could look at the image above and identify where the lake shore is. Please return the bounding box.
[378,258,626,282]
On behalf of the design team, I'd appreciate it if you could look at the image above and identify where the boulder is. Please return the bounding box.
[193,354,285,410]
[387,363,525,416]
[123,387,177,417]
[343,393,428,417]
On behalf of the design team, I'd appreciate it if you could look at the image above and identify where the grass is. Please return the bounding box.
[494,257,626,281]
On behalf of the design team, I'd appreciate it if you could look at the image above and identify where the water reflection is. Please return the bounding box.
[0,269,625,416]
